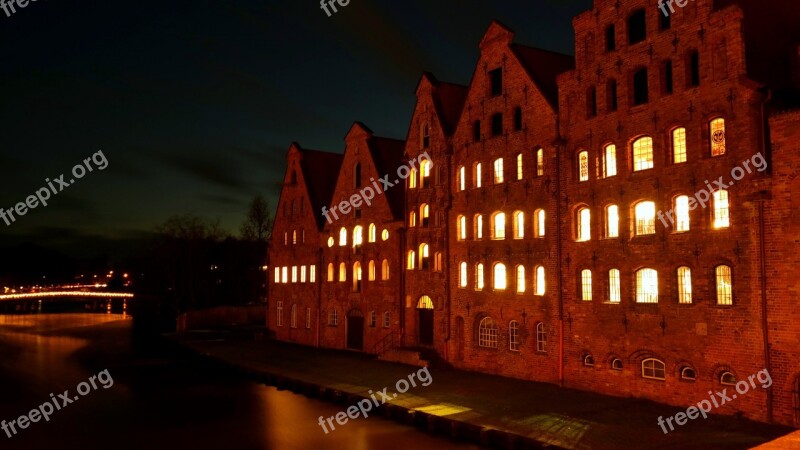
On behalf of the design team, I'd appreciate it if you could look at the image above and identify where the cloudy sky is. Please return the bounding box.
[0,0,591,257]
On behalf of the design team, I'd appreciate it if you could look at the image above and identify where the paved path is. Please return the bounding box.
[171,329,793,450]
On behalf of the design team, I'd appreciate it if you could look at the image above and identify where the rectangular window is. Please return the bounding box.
[673,127,687,163]
[578,208,591,242]
[459,262,467,288]
[536,324,546,352]
[516,154,523,180]
[716,266,733,305]
[636,269,659,304]
[473,121,481,142]
[603,145,617,177]
[281,267,288,284]
[491,113,503,136]
[607,80,618,111]
[633,68,649,105]
[489,68,503,96]
[475,264,484,291]
[663,61,674,95]
[713,190,730,228]
[581,270,593,301]
[678,267,693,304]
[710,118,726,156]
[633,137,654,171]
[369,311,377,327]
[606,205,619,238]
[675,196,690,232]
[493,158,504,183]
[291,266,297,283]
[608,269,621,303]
[578,151,589,181]
[300,265,306,283]
[509,322,520,352]
[688,51,700,87]
[605,25,616,52]
[276,301,283,327]
[274,267,280,283]
[310,265,316,283]
[587,87,597,118]
[536,149,544,176]
[458,166,466,191]
[513,107,522,131]
[474,163,482,188]
[635,201,656,236]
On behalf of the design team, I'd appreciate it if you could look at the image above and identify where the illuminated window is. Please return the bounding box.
[339,227,347,246]
[642,358,666,380]
[409,211,417,227]
[713,190,730,228]
[273,267,280,283]
[578,150,589,181]
[674,195,690,232]
[367,224,376,243]
[475,263,485,291]
[581,269,593,301]
[716,265,732,305]
[493,263,507,290]
[474,163,482,188]
[459,262,467,287]
[281,267,288,284]
[535,209,545,237]
[327,236,334,247]
[636,268,659,303]
[300,265,306,283]
[292,230,297,244]
[420,159,432,188]
[434,252,442,272]
[310,265,316,282]
[352,262,362,292]
[513,211,524,239]
[368,260,376,281]
[536,148,544,176]
[381,229,389,241]
[329,308,338,326]
[458,166,466,191]
[516,153,523,180]
[536,323,546,352]
[677,266,692,304]
[420,204,430,227]
[457,215,467,241]
[635,201,656,235]
[491,212,506,240]
[419,243,430,270]
[509,320,520,351]
[516,265,526,293]
[603,144,617,178]
[606,205,619,238]
[577,207,591,241]
[339,263,346,282]
[608,269,621,303]
[381,259,389,280]
[493,158,504,184]
[710,118,726,156]
[290,304,297,328]
[407,251,416,270]
[284,232,288,245]
[353,225,363,247]
[276,301,283,327]
[474,214,483,240]
[478,317,498,348]
[409,167,417,189]
[535,265,545,296]
[673,127,687,163]
[633,136,654,171]
[327,263,334,282]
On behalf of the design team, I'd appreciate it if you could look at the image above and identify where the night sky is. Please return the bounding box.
[0,0,591,258]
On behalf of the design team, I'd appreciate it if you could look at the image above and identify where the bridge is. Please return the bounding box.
[0,290,134,314]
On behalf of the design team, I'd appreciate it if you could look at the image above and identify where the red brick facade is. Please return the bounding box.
[268,0,800,427]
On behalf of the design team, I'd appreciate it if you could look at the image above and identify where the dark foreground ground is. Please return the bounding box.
[173,327,796,450]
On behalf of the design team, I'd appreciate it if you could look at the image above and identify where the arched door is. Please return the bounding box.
[346,309,364,350]
[417,296,434,346]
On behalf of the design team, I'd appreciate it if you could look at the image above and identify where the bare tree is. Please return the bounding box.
[240,194,273,242]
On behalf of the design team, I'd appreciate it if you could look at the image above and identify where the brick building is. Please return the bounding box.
[268,0,800,426]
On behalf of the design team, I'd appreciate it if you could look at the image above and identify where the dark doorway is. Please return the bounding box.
[346,309,364,351]
[417,296,434,346]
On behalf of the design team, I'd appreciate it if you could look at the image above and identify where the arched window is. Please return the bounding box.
[509,320,520,351]
[473,162,482,188]
[534,209,545,237]
[339,227,347,246]
[352,262,362,292]
[536,323,546,352]
[675,195,690,231]
[290,304,297,328]
[628,8,646,44]
[407,251,416,270]
[420,203,430,227]
[636,268,659,303]
[642,358,666,380]
[606,205,619,238]
[612,359,623,370]
[409,167,418,189]
[457,215,467,241]
[513,211,525,239]
[409,211,417,227]
[578,150,589,181]
[577,207,591,241]
[353,163,362,188]
[580,269,593,301]
[474,214,484,240]
[457,166,466,191]
[710,118,726,156]
[381,259,390,280]
[584,354,595,366]
[417,295,434,309]
[493,263,507,290]
[677,266,692,304]
[516,265,526,293]
[633,136,654,171]
[368,260,376,281]
[720,371,736,385]
[292,230,297,245]
[381,229,389,241]
[713,189,730,228]
[478,317,498,348]
[491,212,506,240]
[368,223,376,242]
[716,265,733,305]
[419,243,430,270]
[475,263,485,291]
[608,269,621,303]
[635,201,656,235]
[535,265,545,296]
[681,367,696,381]
[339,263,346,282]
[434,252,442,272]
[327,236,334,247]
[420,159,432,188]
[327,263,334,282]
[516,153,524,180]
[493,158,504,184]
[353,225,363,247]
[459,262,467,287]
[603,144,617,178]
[673,127,687,163]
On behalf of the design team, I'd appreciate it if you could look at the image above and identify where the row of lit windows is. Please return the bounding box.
[582,354,739,387]
[456,149,545,191]
[456,210,545,241]
[275,302,312,329]
[577,119,726,181]
[406,244,443,271]
[477,317,547,352]
[283,229,305,246]
[574,192,729,241]
[327,225,390,248]
[406,159,434,189]
[457,262,546,295]
[327,261,390,292]
[576,265,733,305]
[273,265,317,284]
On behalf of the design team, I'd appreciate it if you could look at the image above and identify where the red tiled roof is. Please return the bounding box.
[510,44,575,110]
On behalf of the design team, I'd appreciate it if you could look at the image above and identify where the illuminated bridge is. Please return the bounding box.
[0,290,134,314]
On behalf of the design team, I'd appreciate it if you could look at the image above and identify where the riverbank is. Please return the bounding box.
[169,328,794,450]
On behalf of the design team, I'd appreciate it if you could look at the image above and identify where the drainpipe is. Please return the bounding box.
[758,87,773,422]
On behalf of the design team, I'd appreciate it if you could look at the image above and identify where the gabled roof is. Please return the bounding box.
[367,136,406,221]
[297,146,343,229]
[427,73,469,136]
[510,44,575,110]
